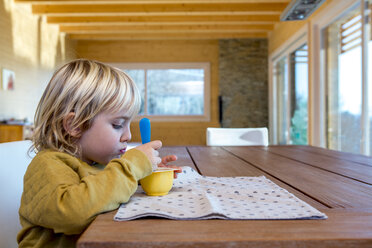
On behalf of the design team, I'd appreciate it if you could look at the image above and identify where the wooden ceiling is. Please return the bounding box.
[14,0,291,40]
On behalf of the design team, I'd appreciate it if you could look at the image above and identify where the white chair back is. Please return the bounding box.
[0,140,35,248]
[206,127,269,146]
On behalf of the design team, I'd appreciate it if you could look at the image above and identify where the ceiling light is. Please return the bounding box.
[280,0,326,21]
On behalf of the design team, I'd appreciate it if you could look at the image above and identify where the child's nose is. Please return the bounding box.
[120,130,131,142]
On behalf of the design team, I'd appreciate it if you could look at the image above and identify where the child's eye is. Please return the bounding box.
[112,124,123,129]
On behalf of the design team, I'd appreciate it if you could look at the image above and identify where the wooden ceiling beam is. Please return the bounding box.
[14,0,284,40]
[67,29,269,34]
[68,31,268,40]
[60,23,274,33]
[47,14,280,24]
[32,3,287,15]
[16,0,290,4]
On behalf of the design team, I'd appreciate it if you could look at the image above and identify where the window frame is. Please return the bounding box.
[110,62,211,122]
[269,31,308,145]
[310,0,370,154]
[269,0,371,154]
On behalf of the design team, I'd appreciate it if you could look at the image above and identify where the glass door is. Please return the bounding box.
[272,42,309,145]
[290,44,309,145]
[274,57,288,144]
[324,4,362,154]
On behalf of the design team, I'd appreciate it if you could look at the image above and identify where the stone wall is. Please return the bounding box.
[219,39,268,128]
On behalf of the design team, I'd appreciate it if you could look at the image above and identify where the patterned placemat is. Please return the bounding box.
[114,166,327,221]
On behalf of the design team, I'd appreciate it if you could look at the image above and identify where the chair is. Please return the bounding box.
[0,140,35,248]
[206,127,269,146]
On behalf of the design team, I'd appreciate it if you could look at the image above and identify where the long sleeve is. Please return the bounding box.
[18,149,152,236]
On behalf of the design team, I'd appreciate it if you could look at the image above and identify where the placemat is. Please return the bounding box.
[114,166,327,221]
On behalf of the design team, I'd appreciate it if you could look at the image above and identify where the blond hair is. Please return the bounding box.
[32,59,140,156]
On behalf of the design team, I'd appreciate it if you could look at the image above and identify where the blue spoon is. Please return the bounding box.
[139,118,151,144]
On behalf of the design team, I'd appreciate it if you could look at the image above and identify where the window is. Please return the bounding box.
[368,0,372,155]
[111,63,210,121]
[270,0,372,156]
[271,39,309,145]
[290,45,309,145]
[274,57,288,144]
[323,3,363,154]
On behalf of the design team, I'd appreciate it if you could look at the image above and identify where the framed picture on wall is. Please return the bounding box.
[2,68,15,91]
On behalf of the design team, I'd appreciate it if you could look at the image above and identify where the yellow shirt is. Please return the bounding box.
[17,148,152,248]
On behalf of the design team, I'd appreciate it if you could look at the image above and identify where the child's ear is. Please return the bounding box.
[63,112,81,137]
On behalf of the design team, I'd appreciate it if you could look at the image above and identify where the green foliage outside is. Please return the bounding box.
[290,97,308,145]
[124,69,204,116]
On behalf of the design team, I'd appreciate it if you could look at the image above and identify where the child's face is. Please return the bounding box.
[77,110,132,165]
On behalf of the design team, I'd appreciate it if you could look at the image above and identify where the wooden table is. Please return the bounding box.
[77,146,372,248]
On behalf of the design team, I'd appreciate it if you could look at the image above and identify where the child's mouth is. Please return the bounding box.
[119,149,126,154]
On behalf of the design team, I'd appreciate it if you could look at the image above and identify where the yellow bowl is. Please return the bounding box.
[140,168,174,196]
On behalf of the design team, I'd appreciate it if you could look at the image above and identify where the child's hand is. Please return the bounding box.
[134,140,162,171]
[158,155,182,178]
